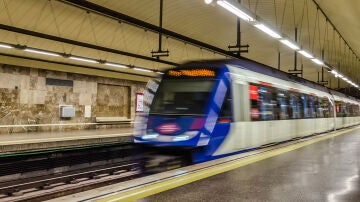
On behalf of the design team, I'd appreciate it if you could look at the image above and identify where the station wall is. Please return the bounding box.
[0,63,146,134]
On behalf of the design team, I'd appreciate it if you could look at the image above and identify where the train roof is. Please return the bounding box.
[179,58,358,101]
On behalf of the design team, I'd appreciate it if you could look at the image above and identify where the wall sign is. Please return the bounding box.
[136,93,144,112]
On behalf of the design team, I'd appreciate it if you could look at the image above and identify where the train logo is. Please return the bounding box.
[156,123,181,135]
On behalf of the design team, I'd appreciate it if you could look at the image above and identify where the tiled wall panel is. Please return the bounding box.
[0,64,146,134]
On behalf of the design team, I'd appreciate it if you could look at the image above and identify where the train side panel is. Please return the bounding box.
[213,118,335,156]
[213,65,336,157]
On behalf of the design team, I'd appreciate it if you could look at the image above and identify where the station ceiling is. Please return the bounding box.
[0,0,359,88]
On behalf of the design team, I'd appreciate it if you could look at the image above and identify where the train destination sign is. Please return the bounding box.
[167,69,216,77]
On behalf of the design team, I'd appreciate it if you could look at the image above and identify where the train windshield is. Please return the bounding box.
[150,79,215,115]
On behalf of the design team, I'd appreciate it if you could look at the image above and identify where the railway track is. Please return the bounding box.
[0,161,142,202]
[0,143,144,202]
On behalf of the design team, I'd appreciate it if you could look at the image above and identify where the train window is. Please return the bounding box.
[289,93,302,119]
[219,90,232,118]
[353,105,358,117]
[347,104,353,117]
[258,86,276,120]
[341,102,347,117]
[321,98,331,118]
[351,104,360,117]
[249,85,260,121]
[248,84,339,120]
[315,97,324,118]
[356,105,360,116]
[346,103,358,117]
[249,84,278,121]
[301,94,307,118]
[276,90,289,120]
[335,101,347,117]
[150,79,215,115]
[344,102,350,116]
[307,95,316,118]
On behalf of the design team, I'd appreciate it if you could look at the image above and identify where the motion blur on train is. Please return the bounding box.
[134,58,360,169]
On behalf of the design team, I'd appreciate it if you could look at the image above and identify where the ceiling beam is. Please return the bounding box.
[59,0,240,59]
[0,24,178,66]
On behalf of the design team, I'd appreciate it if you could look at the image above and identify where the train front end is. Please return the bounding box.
[134,65,232,163]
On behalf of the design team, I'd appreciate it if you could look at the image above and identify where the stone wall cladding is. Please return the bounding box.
[0,64,146,134]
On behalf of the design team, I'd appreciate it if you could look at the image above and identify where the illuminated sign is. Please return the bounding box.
[156,123,181,134]
[167,69,216,77]
[249,85,259,101]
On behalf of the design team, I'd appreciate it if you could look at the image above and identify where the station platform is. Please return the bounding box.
[52,126,360,202]
[0,128,133,155]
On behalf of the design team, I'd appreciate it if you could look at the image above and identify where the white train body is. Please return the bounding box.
[134,59,360,163]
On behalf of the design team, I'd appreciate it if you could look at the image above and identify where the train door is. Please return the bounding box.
[329,93,336,131]
[231,81,250,122]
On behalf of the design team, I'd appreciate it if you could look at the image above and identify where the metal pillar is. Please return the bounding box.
[151,0,169,58]
[288,28,302,77]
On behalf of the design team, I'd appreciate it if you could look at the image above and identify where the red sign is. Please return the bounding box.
[249,85,259,101]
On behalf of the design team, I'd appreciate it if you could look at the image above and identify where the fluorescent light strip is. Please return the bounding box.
[104,62,128,68]
[311,58,324,65]
[254,24,281,39]
[280,39,299,50]
[69,56,98,63]
[217,0,254,21]
[298,50,313,58]
[133,67,153,72]
[0,43,13,49]
[24,48,60,57]
[0,41,157,75]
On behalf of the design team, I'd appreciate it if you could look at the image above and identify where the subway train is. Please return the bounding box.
[133,58,360,164]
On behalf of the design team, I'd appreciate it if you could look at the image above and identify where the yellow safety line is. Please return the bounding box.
[96,126,360,202]
[0,133,132,145]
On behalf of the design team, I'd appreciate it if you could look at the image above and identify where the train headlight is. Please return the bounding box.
[172,131,199,142]
[142,134,159,140]
[173,136,190,141]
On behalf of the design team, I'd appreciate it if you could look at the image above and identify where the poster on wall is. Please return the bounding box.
[136,93,144,112]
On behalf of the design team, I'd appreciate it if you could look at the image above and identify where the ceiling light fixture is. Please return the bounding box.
[280,39,300,50]
[24,48,60,57]
[254,24,281,39]
[133,67,153,72]
[298,50,313,58]
[204,0,213,4]
[311,58,324,66]
[69,56,98,63]
[331,70,338,76]
[104,62,128,68]
[216,0,254,22]
[0,43,13,49]
[0,41,161,76]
